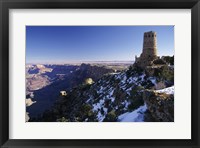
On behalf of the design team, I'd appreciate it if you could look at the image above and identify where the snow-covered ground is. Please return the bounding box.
[155,86,174,94]
[118,104,147,122]
[117,86,174,122]
[90,69,173,122]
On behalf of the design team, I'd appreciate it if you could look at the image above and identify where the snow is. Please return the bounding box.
[103,107,108,113]
[93,99,105,110]
[109,89,114,95]
[86,96,92,103]
[139,74,146,81]
[118,104,147,122]
[90,70,159,122]
[149,77,156,85]
[97,112,105,121]
[114,74,121,79]
[92,89,109,121]
[127,76,137,84]
[122,100,130,109]
[109,72,119,75]
[95,106,108,122]
[155,86,174,94]
[110,97,115,102]
[126,87,132,95]
[121,74,127,83]
[97,86,104,94]
[93,99,107,121]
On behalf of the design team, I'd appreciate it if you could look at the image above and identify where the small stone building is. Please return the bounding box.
[135,31,158,68]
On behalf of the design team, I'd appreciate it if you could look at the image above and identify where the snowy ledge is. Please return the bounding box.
[155,86,174,95]
[118,104,147,122]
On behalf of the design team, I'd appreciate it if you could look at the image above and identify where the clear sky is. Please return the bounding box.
[26,26,174,64]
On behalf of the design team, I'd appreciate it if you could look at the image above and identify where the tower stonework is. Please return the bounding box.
[135,31,158,68]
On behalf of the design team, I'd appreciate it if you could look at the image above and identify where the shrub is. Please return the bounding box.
[128,86,144,111]
[153,59,166,65]
[141,79,155,89]
[128,97,144,111]
[160,66,174,82]
[81,104,92,115]
[103,110,117,122]
[57,117,69,122]
[162,56,174,65]
[153,66,174,83]
[126,65,144,77]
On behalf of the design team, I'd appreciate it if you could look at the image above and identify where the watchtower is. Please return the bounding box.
[135,31,158,68]
[142,31,157,58]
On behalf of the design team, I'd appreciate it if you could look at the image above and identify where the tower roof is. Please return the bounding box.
[144,31,156,34]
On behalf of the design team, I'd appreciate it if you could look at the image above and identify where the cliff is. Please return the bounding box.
[31,60,174,122]
[143,87,174,122]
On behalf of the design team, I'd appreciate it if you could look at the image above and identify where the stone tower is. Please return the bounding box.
[135,31,158,68]
[143,31,157,58]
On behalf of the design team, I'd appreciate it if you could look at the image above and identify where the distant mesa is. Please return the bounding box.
[36,64,53,73]
[36,64,45,69]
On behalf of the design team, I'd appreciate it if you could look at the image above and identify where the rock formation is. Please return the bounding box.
[143,90,174,122]
[26,98,37,107]
[84,78,94,85]
[60,91,67,96]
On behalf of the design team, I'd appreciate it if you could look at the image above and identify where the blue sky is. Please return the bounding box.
[26,26,174,63]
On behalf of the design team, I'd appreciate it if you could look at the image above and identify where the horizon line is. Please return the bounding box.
[26,60,135,65]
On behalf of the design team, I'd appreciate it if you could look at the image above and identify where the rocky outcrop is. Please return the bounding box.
[26,98,36,122]
[26,112,30,122]
[143,90,174,122]
[84,78,94,85]
[26,98,37,107]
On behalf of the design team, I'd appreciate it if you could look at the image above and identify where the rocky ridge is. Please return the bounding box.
[33,61,174,122]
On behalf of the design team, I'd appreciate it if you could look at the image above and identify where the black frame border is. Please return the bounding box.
[0,0,200,147]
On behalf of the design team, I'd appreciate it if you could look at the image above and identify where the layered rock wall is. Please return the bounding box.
[143,90,174,122]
